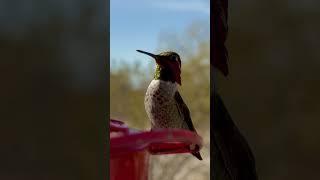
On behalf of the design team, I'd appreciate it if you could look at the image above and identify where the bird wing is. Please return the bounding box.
[174,91,196,132]
[175,91,203,160]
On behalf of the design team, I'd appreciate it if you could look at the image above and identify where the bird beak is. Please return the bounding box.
[136,50,159,59]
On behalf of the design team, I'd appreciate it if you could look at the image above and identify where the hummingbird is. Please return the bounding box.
[137,49,203,160]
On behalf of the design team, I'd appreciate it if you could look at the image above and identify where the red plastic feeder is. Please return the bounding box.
[110,119,203,180]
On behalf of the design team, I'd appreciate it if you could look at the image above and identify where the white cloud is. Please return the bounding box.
[150,0,209,15]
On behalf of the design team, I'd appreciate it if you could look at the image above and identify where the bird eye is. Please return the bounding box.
[171,55,178,61]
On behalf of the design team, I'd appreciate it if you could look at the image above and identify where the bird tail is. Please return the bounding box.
[192,152,203,160]
[191,144,202,160]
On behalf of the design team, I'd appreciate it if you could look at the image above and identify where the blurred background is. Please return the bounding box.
[1,0,319,180]
[110,0,210,179]
[0,0,107,179]
[216,1,320,180]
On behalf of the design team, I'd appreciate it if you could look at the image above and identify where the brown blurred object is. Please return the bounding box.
[212,0,258,179]
[212,0,229,76]
[212,93,258,179]
[213,0,320,180]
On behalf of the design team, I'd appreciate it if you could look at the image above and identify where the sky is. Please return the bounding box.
[110,0,209,69]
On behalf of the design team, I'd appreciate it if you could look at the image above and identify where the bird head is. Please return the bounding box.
[137,50,182,85]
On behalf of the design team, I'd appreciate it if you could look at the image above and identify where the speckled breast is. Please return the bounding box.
[144,80,186,129]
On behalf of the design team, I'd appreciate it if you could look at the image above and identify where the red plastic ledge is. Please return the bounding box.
[110,120,203,156]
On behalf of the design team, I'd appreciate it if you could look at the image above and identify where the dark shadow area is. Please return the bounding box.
[0,1,108,179]
[214,0,320,179]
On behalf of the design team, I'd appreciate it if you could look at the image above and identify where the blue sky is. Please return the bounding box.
[110,0,209,69]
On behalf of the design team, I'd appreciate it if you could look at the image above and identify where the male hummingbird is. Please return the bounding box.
[137,50,203,160]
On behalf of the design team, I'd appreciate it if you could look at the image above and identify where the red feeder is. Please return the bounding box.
[110,119,203,180]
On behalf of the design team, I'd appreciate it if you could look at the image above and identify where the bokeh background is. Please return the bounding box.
[110,0,210,179]
[216,1,320,180]
[0,1,107,179]
[1,0,319,180]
